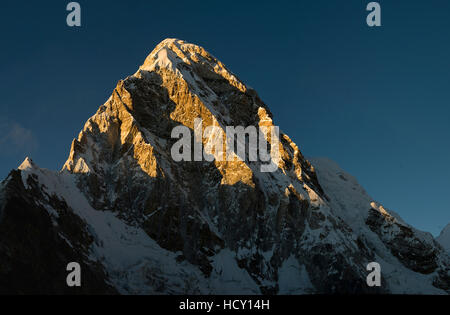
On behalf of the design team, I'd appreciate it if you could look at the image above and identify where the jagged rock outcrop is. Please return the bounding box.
[0,39,449,294]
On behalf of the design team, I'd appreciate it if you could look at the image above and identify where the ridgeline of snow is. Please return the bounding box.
[309,157,447,294]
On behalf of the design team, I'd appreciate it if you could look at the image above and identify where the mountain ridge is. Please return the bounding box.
[0,38,449,294]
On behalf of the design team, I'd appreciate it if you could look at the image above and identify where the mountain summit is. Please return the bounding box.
[0,39,449,294]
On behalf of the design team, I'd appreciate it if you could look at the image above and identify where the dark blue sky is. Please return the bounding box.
[0,0,449,235]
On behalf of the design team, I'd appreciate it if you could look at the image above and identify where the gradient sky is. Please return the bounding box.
[0,0,449,236]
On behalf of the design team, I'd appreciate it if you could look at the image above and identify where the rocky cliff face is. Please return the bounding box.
[0,39,449,294]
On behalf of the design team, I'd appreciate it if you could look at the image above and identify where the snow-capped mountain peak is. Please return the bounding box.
[18,157,37,171]
[0,39,449,294]
[137,38,247,95]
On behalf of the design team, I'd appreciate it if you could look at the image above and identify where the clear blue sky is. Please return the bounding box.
[0,0,449,235]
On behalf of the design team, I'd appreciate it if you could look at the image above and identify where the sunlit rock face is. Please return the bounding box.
[0,39,449,294]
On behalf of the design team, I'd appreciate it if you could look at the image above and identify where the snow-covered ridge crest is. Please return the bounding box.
[309,157,450,294]
[309,157,407,227]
